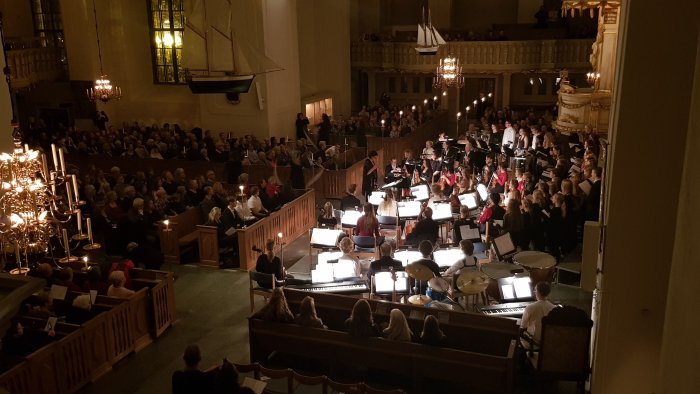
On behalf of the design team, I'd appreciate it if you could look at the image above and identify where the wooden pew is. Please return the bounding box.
[248,318,516,394]
[159,208,203,265]
[237,190,316,271]
[283,289,519,357]
[196,225,222,269]
[130,268,177,338]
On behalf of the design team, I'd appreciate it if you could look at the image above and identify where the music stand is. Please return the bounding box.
[497,276,533,302]
[381,178,403,190]
[433,247,466,269]
[398,201,422,219]
[493,232,517,261]
[341,210,363,227]
[458,192,479,210]
[410,184,430,201]
[476,184,489,202]
[374,271,409,294]
[458,226,481,243]
[310,228,344,264]
[368,191,386,206]
[394,249,423,267]
[431,202,453,221]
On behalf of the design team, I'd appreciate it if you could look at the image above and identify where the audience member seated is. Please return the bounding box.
[234,194,258,225]
[420,315,446,346]
[383,309,413,342]
[294,296,327,329]
[172,344,214,394]
[107,270,136,299]
[255,239,285,288]
[2,319,56,357]
[340,184,362,211]
[520,282,556,345]
[27,291,56,320]
[317,201,338,228]
[247,186,269,219]
[253,288,294,323]
[55,267,81,293]
[406,206,439,245]
[367,242,403,277]
[354,203,380,237]
[82,266,109,295]
[345,299,381,338]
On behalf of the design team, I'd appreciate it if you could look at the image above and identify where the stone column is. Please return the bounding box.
[501,72,512,109]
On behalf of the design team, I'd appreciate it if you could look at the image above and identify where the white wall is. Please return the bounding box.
[298,0,352,118]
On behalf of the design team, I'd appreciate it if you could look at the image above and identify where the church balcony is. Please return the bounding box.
[5,38,66,91]
[351,39,594,74]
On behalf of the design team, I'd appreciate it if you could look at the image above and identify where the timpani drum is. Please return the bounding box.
[514,251,556,284]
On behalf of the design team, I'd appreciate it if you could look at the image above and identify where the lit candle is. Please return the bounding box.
[72,175,79,202]
[15,245,20,264]
[77,210,82,233]
[278,232,283,240]
[58,148,66,172]
[24,144,29,152]
[87,218,93,243]
[51,144,58,171]
[66,180,73,209]
[164,219,170,231]
[41,153,49,179]
[62,228,70,254]
[50,172,56,194]
[83,256,88,269]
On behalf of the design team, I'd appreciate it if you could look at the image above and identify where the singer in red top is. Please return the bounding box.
[355,203,380,237]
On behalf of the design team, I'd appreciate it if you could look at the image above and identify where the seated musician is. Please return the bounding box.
[444,240,477,279]
[368,242,403,277]
[255,239,285,288]
[338,237,361,278]
[479,193,505,231]
[385,157,403,183]
[427,183,445,205]
[413,240,442,295]
[520,282,556,346]
[422,140,435,159]
[449,184,461,213]
[345,299,381,337]
[318,201,338,228]
[439,167,456,196]
[490,161,508,194]
[452,206,474,245]
[377,189,398,217]
[355,203,380,237]
[406,207,439,246]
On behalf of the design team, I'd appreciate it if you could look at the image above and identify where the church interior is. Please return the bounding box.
[0,0,698,393]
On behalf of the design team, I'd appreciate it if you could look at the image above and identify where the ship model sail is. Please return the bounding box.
[415,2,445,55]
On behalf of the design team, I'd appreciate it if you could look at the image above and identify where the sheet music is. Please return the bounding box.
[460,225,480,241]
[374,271,408,293]
[433,248,465,267]
[89,290,98,305]
[500,285,515,300]
[44,316,58,332]
[310,228,342,247]
[398,201,421,218]
[368,191,386,205]
[514,277,533,299]
[341,210,363,226]
[50,285,68,301]
[410,184,430,201]
[579,180,592,195]
[569,165,581,174]
[394,250,422,266]
[476,184,488,201]
[224,227,236,236]
[458,193,478,209]
[494,220,504,227]
[493,233,515,257]
[431,203,452,221]
[242,377,267,394]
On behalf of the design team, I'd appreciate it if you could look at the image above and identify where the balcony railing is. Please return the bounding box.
[351,39,594,73]
[6,46,65,90]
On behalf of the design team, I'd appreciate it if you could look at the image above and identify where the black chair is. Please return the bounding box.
[249,271,283,312]
[352,235,384,253]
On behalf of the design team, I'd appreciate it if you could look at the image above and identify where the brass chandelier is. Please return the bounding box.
[86,0,122,103]
[433,55,464,89]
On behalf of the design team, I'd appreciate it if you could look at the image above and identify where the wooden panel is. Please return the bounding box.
[238,190,316,271]
[81,313,112,382]
[159,208,203,264]
[53,330,91,393]
[103,300,133,364]
[196,225,220,268]
[26,343,59,394]
[128,289,152,352]
[0,361,36,394]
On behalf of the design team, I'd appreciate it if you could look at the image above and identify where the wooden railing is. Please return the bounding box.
[351,39,593,72]
[6,47,64,90]
[0,270,177,394]
[237,189,316,271]
[367,112,447,165]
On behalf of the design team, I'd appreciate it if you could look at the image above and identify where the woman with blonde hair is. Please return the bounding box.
[107,271,135,299]
[318,201,338,228]
[254,288,294,323]
[377,189,398,217]
[294,296,327,329]
[383,309,413,342]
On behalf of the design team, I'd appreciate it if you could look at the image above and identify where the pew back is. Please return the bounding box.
[159,208,203,264]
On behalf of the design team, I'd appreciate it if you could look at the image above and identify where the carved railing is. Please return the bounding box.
[6,47,64,90]
[351,39,594,72]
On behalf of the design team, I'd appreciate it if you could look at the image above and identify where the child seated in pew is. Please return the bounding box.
[383,309,414,342]
[420,315,446,346]
[345,299,381,338]
[294,296,327,329]
[253,288,294,323]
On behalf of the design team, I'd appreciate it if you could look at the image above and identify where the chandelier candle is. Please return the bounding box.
[87,218,93,243]
[58,148,66,173]
[51,144,58,171]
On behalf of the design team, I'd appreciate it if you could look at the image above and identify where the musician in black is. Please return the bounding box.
[385,157,403,184]
[406,206,439,245]
[362,151,379,200]
[367,242,404,278]
[413,240,442,295]
[255,239,285,288]
[340,184,362,211]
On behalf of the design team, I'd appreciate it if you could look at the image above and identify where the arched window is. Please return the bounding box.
[147,0,185,84]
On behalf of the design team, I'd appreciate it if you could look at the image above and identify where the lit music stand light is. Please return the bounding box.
[497,276,533,301]
[394,249,423,267]
[433,247,465,268]
[431,202,453,221]
[476,184,489,202]
[368,191,386,206]
[341,210,363,227]
[410,184,430,201]
[493,232,517,261]
[310,228,343,249]
[374,271,409,294]
[458,192,479,210]
[317,250,343,265]
[398,201,422,219]
[328,258,358,280]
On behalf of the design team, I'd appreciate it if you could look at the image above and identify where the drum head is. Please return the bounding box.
[428,277,450,293]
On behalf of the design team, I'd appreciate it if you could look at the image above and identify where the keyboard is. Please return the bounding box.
[287,280,369,295]
[478,301,533,317]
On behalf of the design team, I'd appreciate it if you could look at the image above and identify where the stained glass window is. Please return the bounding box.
[148,0,185,84]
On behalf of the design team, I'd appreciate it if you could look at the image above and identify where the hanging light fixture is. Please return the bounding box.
[86,0,122,103]
[433,55,464,89]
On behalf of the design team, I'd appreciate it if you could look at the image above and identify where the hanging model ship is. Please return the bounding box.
[183,0,282,100]
[415,1,445,55]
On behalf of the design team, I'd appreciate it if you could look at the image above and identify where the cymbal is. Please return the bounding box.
[428,277,450,292]
[406,263,434,281]
[456,271,490,294]
[408,294,432,305]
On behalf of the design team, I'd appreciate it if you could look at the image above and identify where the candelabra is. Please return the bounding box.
[433,55,465,89]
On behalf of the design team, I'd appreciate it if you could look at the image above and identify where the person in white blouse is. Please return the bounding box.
[377,189,398,217]
[421,140,435,159]
[247,186,268,218]
[235,195,257,223]
[502,121,516,148]
[521,282,556,343]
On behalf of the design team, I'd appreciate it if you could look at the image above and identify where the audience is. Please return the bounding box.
[294,296,327,329]
[420,315,446,346]
[107,270,136,299]
[172,344,214,394]
[383,309,413,342]
[345,299,381,337]
[254,288,294,323]
[254,239,285,288]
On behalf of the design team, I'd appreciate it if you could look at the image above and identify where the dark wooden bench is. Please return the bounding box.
[159,208,203,264]
[248,318,516,394]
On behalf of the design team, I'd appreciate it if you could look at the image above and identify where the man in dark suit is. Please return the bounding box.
[585,167,602,221]
[340,184,362,211]
[368,242,404,277]
[385,157,403,184]
[221,196,240,232]
[406,207,439,246]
